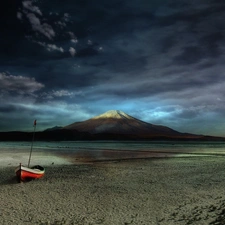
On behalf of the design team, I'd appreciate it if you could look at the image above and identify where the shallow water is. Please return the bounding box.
[1,141,225,166]
[1,140,225,152]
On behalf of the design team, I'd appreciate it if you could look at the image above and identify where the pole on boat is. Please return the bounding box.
[28,119,37,167]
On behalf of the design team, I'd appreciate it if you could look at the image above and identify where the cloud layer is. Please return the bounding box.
[0,72,44,94]
[0,0,225,135]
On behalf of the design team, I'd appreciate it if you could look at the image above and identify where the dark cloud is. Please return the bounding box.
[173,46,204,65]
[76,47,99,57]
[200,32,224,57]
[0,104,18,113]
[0,0,225,136]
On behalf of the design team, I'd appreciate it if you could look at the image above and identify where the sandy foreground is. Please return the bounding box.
[1,156,225,225]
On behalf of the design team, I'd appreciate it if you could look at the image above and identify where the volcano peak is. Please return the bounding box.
[92,110,132,120]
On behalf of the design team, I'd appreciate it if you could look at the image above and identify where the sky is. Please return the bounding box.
[1,0,225,136]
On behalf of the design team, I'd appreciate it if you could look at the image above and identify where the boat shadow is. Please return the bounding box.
[0,176,37,185]
[0,176,19,185]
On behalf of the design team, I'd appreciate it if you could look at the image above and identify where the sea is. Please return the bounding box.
[1,141,225,166]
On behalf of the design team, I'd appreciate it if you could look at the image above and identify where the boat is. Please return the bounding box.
[15,120,45,182]
[15,164,45,182]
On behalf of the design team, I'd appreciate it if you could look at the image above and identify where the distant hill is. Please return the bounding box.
[0,110,224,141]
[44,126,63,131]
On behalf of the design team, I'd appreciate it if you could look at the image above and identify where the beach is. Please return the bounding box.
[1,155,225,225]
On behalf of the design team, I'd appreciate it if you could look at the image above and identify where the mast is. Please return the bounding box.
[28,119,37,167]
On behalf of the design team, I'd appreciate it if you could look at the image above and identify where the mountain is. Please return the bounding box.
[0,110,223,141]
[63,110,206,140]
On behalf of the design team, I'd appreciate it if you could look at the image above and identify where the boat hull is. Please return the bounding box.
[15,164,45,182]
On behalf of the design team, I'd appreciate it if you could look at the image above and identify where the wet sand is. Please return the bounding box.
[1,156,225,224]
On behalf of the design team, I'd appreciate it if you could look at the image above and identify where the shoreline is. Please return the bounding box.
[1,145,223,168]
[1,156,225,224]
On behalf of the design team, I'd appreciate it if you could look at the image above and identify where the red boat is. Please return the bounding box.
[15,120,45,182]
[15,164,45,182]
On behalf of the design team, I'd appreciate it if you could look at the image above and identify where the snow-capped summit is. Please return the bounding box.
[92,110,133,120]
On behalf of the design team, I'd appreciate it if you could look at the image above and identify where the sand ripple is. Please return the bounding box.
[1,157,225,224]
